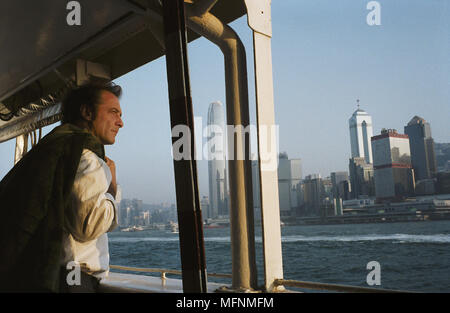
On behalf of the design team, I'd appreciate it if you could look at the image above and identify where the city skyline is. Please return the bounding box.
[0,0,449,204]
[116,104,445,207]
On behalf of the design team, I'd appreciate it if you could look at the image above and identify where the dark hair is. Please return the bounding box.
[61,80,122,124]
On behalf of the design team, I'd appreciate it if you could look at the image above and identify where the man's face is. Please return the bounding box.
[91,90,124,145]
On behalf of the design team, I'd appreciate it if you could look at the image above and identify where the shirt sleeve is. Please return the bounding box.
[65,149,118,243]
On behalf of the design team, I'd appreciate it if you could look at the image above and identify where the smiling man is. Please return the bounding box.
[0,81,124,292]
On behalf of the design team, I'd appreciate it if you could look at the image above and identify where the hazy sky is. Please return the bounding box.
[0,0,449,204]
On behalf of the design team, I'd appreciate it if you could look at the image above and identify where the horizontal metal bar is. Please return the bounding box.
[0,103,61,143]
[110,265,232,279]
[110,265,181,275]
[110,265,412,293]
[274,279,412,293]
[110,265,414,293]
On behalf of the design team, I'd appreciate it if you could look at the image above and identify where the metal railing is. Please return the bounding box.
[273,279,410,293]
[110,265,411,293]
[110,265,232,280]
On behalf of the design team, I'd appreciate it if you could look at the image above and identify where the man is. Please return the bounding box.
[0,81,124,292]
[59,82,124,292]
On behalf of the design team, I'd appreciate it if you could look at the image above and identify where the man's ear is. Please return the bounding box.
[80,104,93,121]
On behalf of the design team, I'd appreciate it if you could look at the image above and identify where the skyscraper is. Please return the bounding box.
[253,153,302,216]
[207,101,228,219]
[252,160,261,209]
[331,171,351,213]
[331,171,349,199]
[277,153,302,216]
[348,157,374,198]
[200,196,210,222]
[349,102,374,164]
[303,174,323,217]
[371,129,415,201]
[404,116,437,181]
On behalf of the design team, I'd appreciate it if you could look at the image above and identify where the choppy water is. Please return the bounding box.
[108,220,450,292]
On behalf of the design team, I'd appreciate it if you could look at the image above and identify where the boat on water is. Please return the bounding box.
[0,0,408,293]
[168,221,179,233]
[203,217,229,229]
[203,223,226,229]
[121,226,145,232]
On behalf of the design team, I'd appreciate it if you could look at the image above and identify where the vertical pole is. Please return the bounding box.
[179,7,208,291]
[253,30,284,292]
[162,0,207,293]
[244,0,285,291]
[186,9,258,291]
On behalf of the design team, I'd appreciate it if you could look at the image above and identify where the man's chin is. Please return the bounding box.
[102,138,115,145]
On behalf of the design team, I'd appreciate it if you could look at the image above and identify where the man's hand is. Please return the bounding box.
[105,156,117,198]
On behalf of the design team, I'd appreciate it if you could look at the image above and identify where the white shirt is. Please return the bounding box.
[61,149,118,279]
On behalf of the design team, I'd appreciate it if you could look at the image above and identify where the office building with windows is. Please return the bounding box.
[404,116,437,181]
[371,129,415,201]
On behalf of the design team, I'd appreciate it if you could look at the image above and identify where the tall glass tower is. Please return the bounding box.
[207,101,228,219]
[404,116,437,181]
[349,102,373,164]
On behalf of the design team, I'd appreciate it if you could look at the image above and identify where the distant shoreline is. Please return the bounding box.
[281,212,450,226]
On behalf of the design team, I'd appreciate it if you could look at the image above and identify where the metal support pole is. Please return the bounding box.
[244,0,284,292]
[162,0,207,293]
[185,6,258,290]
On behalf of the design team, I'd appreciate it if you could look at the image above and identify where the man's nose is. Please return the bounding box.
[117,117,124,128]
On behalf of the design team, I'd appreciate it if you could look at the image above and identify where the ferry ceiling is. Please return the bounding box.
[0,0,246,142]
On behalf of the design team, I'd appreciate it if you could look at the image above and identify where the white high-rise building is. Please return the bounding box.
[349,103,373,164]
[207,101,228,219]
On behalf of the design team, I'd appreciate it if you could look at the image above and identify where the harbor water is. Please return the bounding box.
[108,220,450,292]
